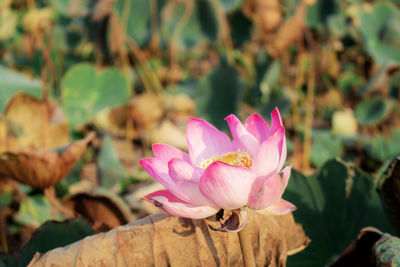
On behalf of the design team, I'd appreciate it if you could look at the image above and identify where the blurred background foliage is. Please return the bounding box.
[0,0,400,266]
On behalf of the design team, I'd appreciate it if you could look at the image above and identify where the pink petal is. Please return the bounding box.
[140,157,174,189]
[152,143,190,163]
[278,135,287,171]
[270,107,283,134]
[265,199,296,215]
[225,114,259,155]
[247,166,291,210]
[186,118,233,165]
[168,158,203,183]
[245,113,270,142]
[143,190,219,219]
[251,126,285,177]
[199,161,255,210]
[140,157,210,206]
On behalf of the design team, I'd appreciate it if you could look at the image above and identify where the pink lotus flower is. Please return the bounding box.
[141,108,295,231]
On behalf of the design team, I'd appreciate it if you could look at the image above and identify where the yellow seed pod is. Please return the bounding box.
[332,109,358,137]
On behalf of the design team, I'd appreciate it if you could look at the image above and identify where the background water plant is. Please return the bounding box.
[0,0,399,266]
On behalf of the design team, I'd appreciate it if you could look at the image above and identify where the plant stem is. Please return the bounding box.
[303,30,317,171]
[44,186,75,218]
[168,0,194,87]
[238,225,255,267]
[210,0,234,64]
[0,198,8,253]
[127,37,163,93]
[302,55,315,171]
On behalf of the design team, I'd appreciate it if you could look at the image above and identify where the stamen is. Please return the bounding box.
[198,150,252,170]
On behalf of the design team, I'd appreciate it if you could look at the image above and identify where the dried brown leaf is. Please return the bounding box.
[150,119,187,150]
[28,210,309,267]
[0,133,94,189]
[3,93,70,150]
[329,227,382,267]
[266,2,306,57]
[62,188,136,232]
[131,93,165,132]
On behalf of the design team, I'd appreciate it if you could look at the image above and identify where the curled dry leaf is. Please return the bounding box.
[3,93,70,151]
[329,227,383,267]
[131,93,165,132]
[28,210,309,267]
[165,93,195,123]
[209,209,248,232]
[266,2,306,57]
[0,133,94,189]
[62,188,136,232]
[330,227,400,267]
[93,106,139,139]
[93,93,165,138]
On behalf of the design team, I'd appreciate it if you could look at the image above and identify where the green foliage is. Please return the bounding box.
[114,0,220,49]
[217,0,244,12]
[358,3,400,65]
[228,9,252,47]
[0,219,93,267]
[285,159,393,266]
[0,66,42,113]
[61,63,131,128]
[1,0,400,263]
[354,97,392,126]
[197,65,242,129]
[365,129,400,162]
[15,195,63,228]
[98,135,127,188]
[311,133,342,167]
[260,60,281,99]
[52,0,90,17]
[161,0,220,50]
[306,0,340,29]
[114,0,154,47]
[0,192,12,209]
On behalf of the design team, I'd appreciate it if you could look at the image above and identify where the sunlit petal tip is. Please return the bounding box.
[245,113,268,129]
[152,143,189,163]
[244,113,270,142]
[265,199,297,215]
[247,169,291,210]
[225,114,258,154]
[270,107,284,131]
[143,190,219,219]
[139,157,155,169]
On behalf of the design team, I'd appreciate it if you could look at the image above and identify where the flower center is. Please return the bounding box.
[198,150,252,170]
